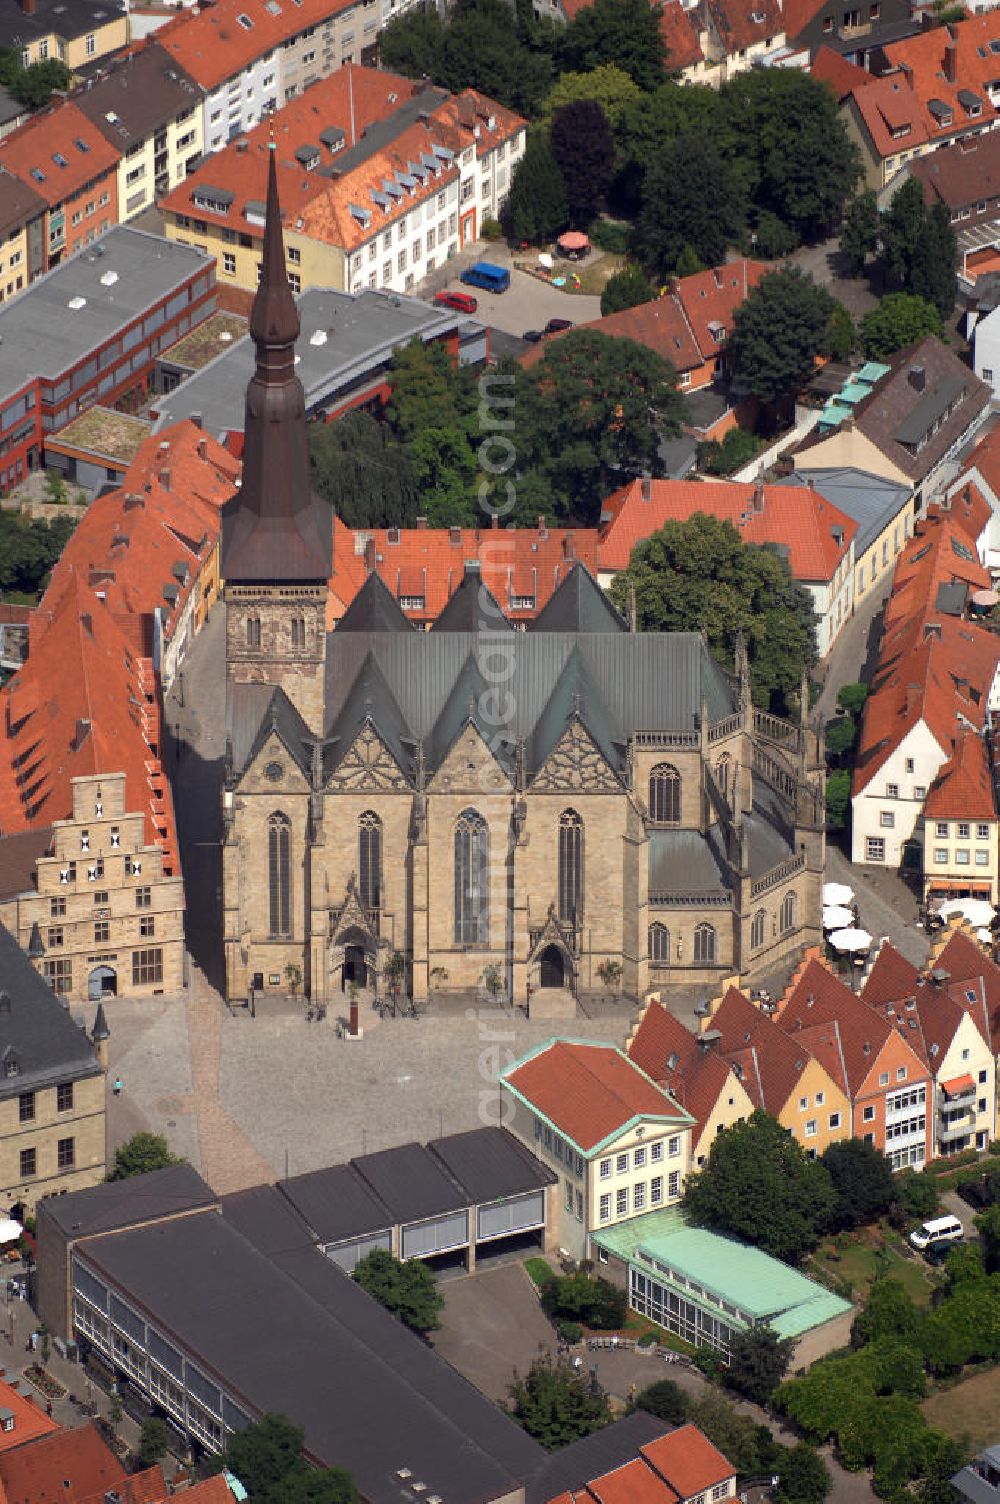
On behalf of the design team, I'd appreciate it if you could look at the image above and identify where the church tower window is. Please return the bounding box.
[246,616,261,649]
[694,922,717,963]
[648,922,671,964]
[268,811,291,936]
[649,764,681,824]
[455,808,489,945]
[291,617,306,648]
[359,811,382,913]
[558,809,582,923]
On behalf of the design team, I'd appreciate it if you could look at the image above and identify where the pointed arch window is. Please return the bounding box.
[715,753,731,801]
[455,808,489,945]
[246,616,261,649]
[291,617,306,648]
[649,764,681,824]
[750,909,766,951]
[268,811,291,936]
[558,809,583,924]
[359,810,382,913]
[780,890,797,935]
[648,922,671,965]
[694,922,717,964]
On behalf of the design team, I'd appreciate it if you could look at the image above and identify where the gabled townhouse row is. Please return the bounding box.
[161,67,526,298]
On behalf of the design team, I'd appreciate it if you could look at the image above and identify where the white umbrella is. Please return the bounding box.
[977,928,993,945]
[938,897,995,928]
[823,882,854,906]
[828,927,873,953]
[0,1219,21,1243]
[823,905,854,929]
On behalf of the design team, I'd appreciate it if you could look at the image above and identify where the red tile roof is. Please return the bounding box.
[628,1000,741,1143]
[0,101,120,209]
[674,260,770,358]
[703,0,784,52]
[589,1460,679,1504]
[708,988,821,1115]
[0,1377,59,1453]
[923,727,994,820]
[880,18,1000,147]
[79,1466,168,1504]
[884,510,990,633]
[156,0,355,92]
[848,73,929,162]
[932,928,1000,1049]
[783,0,826,42]
[0,1423,125,1504]
[811,46,875,100]
[659,0,705,70]
[957,419,1000,504]
[862,941,920,1007]
[641,1424,736,1498]
[180,1478,236,1504]
[505,1040,688,1151]
[598,477,855,582]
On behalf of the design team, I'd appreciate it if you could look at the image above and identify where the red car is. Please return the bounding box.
[434,289,478,314]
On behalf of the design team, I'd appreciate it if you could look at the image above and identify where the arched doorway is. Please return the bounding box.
[539,945,566,988]
[88,966,117,1001]
[343,944,367,989]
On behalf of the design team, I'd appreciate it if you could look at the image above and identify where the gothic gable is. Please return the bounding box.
[532,718,621,793]
[427,721,513,796]
[240,729,311,796]
[327,721,410,792]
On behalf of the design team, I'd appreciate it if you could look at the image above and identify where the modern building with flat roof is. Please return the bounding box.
[0,227,216,493]
[592,1208,852,1366]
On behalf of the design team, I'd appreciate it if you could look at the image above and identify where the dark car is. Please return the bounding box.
[958,1177,993,1211]
[522,330,544,343]
[545,317,574,334]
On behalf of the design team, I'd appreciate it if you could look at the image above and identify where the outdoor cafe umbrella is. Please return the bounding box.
[823,882,854,906]
[0,1219,21,1244]
[823,905,854,929]
[938,897,996,928]
[978,928,993,945]
[828,927,873,953]
[972,589,999,609]
[558,230,590,253]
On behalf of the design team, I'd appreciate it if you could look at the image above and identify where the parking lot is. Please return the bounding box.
[424,245,603,339]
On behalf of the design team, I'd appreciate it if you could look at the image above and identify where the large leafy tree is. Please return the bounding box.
[206,1415,359,1504]
[881,178,958,320]
[352,1248,444,1334]
[309,410,419,528]
[614,81,729,213]
[551,99,615,228]
[108,1132,180,1181]
[609,513,818,712]
[840,189,879,275]
[860,293,943,360]
[726,1326,796,1406]
[851,1277,925,1350]
[976,1202,1000,1274]
[0,511,77,599]
[557,0,666,90]
[729,267,835,408]
[504,129,569,244]
[380,0,553,116]
[600,262,654,315]
[384,338,479,523]
[506,1355,611,1448]
[630,1378,688,1424]
[682,1111,836,1262]
[632,136,746,277]
[776,1443,832,1504]
[542,63,642,127]
[820,1137,897,1230]
[687,1392,782,1475]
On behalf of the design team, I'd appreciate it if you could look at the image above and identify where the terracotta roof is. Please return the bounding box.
[709,988,821,1115]
[588,1460,678,1504]
[783,0,827,42]
[933,928,1000,1049]
[848,73,929,161]
[598,477,855,582]
[640,1424,736,1497]
[79,1466,168,1504]
[161,69,524,257]
[0,1377,59,1453]
[360,522,599,624]
[0,100,120,209]
[504,1040,690,1152]
[0,1423,125,1504]
[704,0,784,52]
[0,164,45,240]
[156,0,355,92]
[180,1479,236,1504]
[910,128,1000,211]
[884,510,990,632]
[811,46,875,99]
[923,727,994,819]
[674,260,770,358]
[659,0,705,70]
[628,1000,741,1142]
[945,477,993,543]
[862,941,920,1007]
[958,420,1000,503]
[881,17,1000,147]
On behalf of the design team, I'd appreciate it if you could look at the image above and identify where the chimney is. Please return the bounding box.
[189,411,203,430]
[908,365,926,392]
[753,482,765,513]
[449,526,461,545]
[80,614,93,638]
[159,468,171,491]
[944,36,958,84]
[19,0,35,14]
[641,475,652,503]
[364,537,376,571]
[198,437,208,461]
[123,493,144,511]
[74,718,92,748]
[923,622,942,641]
[537,514,548,540]
[905,683,921,715]
[564,531,576,561]
[697,1029,721,1052]
[416,516,427,530]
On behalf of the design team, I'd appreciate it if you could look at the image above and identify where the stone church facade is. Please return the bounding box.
[219,151,826,1008]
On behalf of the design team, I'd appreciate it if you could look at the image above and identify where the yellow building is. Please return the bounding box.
[922,732,999,905]
[7,1,128,71]
[502,1038,695,1262]
[0,922,107,1220]
[0,168,45,298]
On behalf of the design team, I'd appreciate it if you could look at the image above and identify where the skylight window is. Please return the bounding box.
[30,167,45,182]
[236,11,253,26]
[74,137,90,153]
[53,152,68,167]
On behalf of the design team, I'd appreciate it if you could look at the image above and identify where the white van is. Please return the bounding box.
[909,1214,963,1251]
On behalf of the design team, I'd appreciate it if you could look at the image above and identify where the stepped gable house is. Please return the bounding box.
[219,151,827,1007]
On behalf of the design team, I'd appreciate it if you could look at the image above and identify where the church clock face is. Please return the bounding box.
[265,761,284,782]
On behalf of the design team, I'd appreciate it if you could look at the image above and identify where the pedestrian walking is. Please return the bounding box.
[112,1077,122,1097]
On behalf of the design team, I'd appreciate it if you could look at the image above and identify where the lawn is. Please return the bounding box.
[923,1366,1000,1449]
[808,1230,939,1307]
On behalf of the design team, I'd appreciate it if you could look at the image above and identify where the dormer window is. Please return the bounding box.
[3,1051,19,1079]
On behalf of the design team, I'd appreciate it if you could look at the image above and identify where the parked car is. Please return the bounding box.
[910,1214,964,1252]
[434,289,478,314]
[545,317,574,334]
[522,330,544,343]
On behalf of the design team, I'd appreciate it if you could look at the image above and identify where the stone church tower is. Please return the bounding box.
[220,140,332,738]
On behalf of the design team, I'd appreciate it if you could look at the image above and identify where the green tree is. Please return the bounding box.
[614,81,729,214]
[352,1248,444,1334]
[283,1471,361,1504]
[309,411,418,529]
[558,0,666,90]
[682,1111,836,1262]
[821,1138,896,1230]
[826,303,855,362]
[729,267,835,409]
[378,2,445,80]
[609,514,818,712]
[12,58,72,108]
[851,1277,925,1349]
[506,1355,611,1448]
[221,1414,306,1499]
[137,1418,171,1468]
[109,1132,180,1181]
[776,1443,832,1504]
[825,769,852,830]
[836,681,868,716]
[696,427,764,477]
[860,293,944,360]
[381,0,554,116]
[976,1203,1000,1274]
[632,136,746,277]
[551,99,615,228]
[726,1326,795,1405]
[687,1391,782,1475]
[674,244,703,277]
[600,262,654,316]
[542,63,642,127]
[825,715,856,763]
[896,1169,940,1221]
[541,1271,627,1329]
[504,128,569,243]
[630,1377,689,1424]
[840,189,879,275]
[881,179,958,320]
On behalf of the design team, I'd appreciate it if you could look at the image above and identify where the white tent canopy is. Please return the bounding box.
[0,1219,21,1244]
[823,882,854,906]
[823,905,854,929]
[828,927,873,953]
[938,898,995,928]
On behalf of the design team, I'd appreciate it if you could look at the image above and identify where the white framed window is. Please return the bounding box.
[599,1158,611,1179]
[668,1170,680,1198]
[798,1096,808,1111]
[936,822,949,837]
[977,823,990,839]
[668,1135,680,1156]
[886,782,899,798]
[633,1181,646,1211]
[934,848,948,863]
[651,1176,663,1205]
[829,1112,841,1129]
[864,1104,876,1120]
[866,837,885,862]
[616,1187,628,1216]
[633,1146,646,1168]
[976,850,991,865]
[223,253,235,274]
[879,1072,889,1086]
[650,1141,663,1162]
[815,1091,824,1106]
[880,811,895,828]
[599,1193,611,1221]
[959,822,971,839]
[897,1066,907,1081]
[805,1120,817,1137]
[956,849,971,865]
[616,1152,628,1173]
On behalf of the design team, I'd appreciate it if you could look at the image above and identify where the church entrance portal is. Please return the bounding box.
[539,946,566,988]
[343,945,367,989]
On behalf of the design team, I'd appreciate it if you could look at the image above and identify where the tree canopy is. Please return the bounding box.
[0,49,72,108]
[881,178,958,320]
[309,411,419,529]
[504,129,569,244]
[551,99,615,228]
[632,136,746,277]
[0,510,77,600]
[682,1111,836,1262]
[726,1326,796,1406]
[859,293,943,361]
[840,190,879,275]
[506,1355,611,1448]
[556,0,666,90]
[630,1378,688,1424]
[609,513,818,713]
[729,267,836,408]
[600,262,655,316]
[206,1414,360,1504]
[542,63,642,126]
[108,1132,181,1181]
[820,1138,897,1231]
[352,1248,444,1333]
[775,1441,832,1504]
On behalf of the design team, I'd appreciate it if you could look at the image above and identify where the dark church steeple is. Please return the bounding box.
[220,140,333,584]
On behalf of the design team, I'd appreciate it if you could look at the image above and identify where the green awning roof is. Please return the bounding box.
[856,361,891,384]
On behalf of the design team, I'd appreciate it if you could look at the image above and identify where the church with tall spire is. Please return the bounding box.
[220,169,825,1009]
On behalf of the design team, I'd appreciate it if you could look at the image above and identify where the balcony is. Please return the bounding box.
[941,1073,977,1103]
[938,1112,974,1142]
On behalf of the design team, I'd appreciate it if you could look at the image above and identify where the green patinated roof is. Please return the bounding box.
[592,1209,851,1339]
[856,361,891,384]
